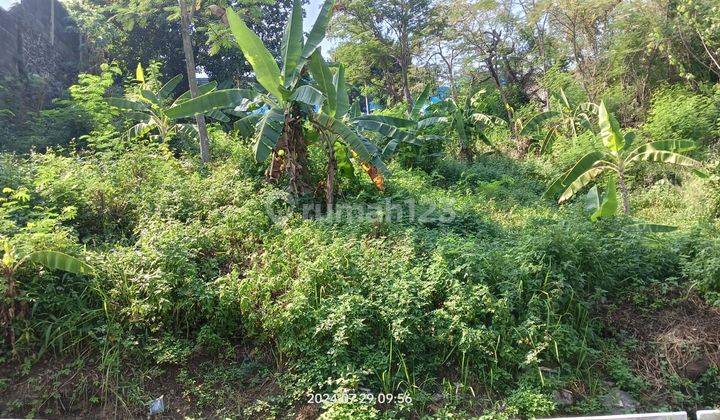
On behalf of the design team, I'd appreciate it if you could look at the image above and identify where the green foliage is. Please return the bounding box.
[4,0,720,416]
[683,234,720,306]
[1,64,122,153]
[643,85,719,144]
[544,102,701,212]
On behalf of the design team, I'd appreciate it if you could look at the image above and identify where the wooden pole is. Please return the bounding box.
[178,0,211,163]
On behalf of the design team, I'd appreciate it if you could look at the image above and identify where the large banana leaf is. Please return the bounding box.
[289,85,325,107]
[410,85,431,120]
[254,107,285,163]
[207,110,230,123]
[543,151,605,200]
[590,176,618,221]
[296,0,335,74]
[354,120,409,141]
[233,114,262,138]
[584,185,601,214]
[26,251,95,276]
[281,0,304,84]
[174,81,219,104]
[520,111,560,136]
[623,131,636,150]
[626,140,697,161]
[598,102,625,152]
[308,50,336,115]
[226,8,283,100]
[417,116,447,129]
[382,138,401,159]
[334,64,350,118]
[141,90,160,106]
[158,74,184,100]
[352,114,416,128]
[628,150,700,167]
[558,167,606,203]
[166,89,255,119]
[313,112,387,173]
[106,98,148,111]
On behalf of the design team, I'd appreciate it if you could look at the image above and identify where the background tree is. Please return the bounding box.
[67,0,299,85]
[331,0,439,106]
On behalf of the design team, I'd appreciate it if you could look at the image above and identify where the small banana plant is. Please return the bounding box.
[520,89,597,154]
[1,239,94,351]
[543,102,701,213]
[351,85,447,159]
[107,66,230,143]
[423,89,505,160]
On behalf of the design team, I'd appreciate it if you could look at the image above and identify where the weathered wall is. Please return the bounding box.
[0,0,81,108]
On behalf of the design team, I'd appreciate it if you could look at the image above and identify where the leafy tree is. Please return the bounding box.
[68,0,298,84]
[543,102,701,213]
[331,38,404,107]
[331,0,440,106]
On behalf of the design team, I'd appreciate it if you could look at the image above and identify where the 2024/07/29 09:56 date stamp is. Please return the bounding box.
[307,392,412,405]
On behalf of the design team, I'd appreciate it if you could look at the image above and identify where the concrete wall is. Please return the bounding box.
[0,0,81,109]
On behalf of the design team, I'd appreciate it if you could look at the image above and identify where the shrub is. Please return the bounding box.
[683,235,720,306]
[643,85,719,144]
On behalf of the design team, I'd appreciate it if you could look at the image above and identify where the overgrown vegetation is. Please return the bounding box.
[1,0,719,418]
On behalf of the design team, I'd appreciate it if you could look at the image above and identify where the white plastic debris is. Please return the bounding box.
[149,395,165,415]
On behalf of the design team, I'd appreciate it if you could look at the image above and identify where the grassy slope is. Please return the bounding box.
[0,136,718,418]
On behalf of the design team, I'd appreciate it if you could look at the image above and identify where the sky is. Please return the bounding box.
[0,0,19,10]
[303,0,337,55]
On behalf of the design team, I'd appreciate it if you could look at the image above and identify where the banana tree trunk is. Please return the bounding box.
[2,273,17,350]
[326,136,336,212]
[284,109,311,196]
[459,144,474,162]
[178,0,211,163]
[618,166,630,214]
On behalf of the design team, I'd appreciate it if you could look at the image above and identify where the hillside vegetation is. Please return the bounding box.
[1,0,720,418]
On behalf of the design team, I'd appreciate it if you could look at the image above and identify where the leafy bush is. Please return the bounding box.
[683,234,720,306]
[643,85,719,144]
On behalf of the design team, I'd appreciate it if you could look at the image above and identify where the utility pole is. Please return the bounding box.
[178,0,211,163]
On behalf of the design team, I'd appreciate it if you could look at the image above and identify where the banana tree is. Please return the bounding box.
[543,102,701,213]
[520,89,597,154]
[107,70,233,144]
[305,50,388,207]
[424,90,505,161]
[351,85,445,159]
[1,240,94,350]
[166,0,387,196]
[550,89,597,139]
